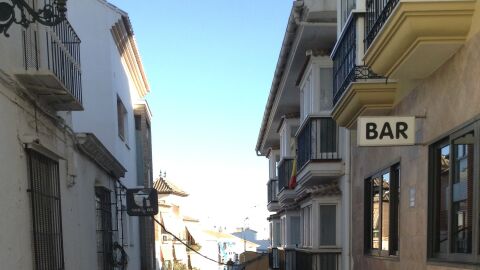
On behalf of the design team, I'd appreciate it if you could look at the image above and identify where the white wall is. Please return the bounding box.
[0,76,118,270]
[68,0,144,268]
[0,0,147,269]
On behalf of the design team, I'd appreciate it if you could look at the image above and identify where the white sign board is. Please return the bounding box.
[358,116,415,146]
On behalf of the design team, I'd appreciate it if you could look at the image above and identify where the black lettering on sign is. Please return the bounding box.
[366,123,378,139]
[379,123,394,139]
[396,122,408,139]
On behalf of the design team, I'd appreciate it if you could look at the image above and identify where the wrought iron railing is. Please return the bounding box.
[295,250,341,270]
[268,179,279,204]
[27,149,65,270]
[297,117,339,171]
[365,0,400,49]
[332,13,380,105]
[23,19,82,105]
[278,158,294,191]
[49,19,82,103]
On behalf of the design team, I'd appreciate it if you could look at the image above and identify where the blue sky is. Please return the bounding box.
[110,0,292,236]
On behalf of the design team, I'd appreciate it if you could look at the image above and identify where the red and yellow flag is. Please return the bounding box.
[288,158,297,189]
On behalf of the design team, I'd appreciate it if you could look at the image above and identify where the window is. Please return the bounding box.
[27,149,64,270]
[320,205,337,246]
[280,217,286,246]
[302,205,312,247]
[290,216,301,246]
[341,0,356,28]
[429,125,476,261]
[117,96,128,142]
[273,221,281,247]
[365,163,400,256]
[96,187,113,270]
[300,73,312,121]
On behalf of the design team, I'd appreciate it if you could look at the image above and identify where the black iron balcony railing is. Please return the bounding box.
[295,249,341,270]
[48,20,82,103]
[22,19,82,105]
[332,13,381,105]
[278,158,294,192]
[365,0,400,49]
[297,117,339,171]
[268,179,279,204]
[269,248,280,269]
[272,248,341,270]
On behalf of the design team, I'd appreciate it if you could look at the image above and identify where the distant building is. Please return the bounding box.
[232,228,269,252]
[153,176,190,269]
[203,230,259,265]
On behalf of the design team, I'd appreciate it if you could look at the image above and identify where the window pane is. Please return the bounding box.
[290,217,301,246]
[381,173,390,251]
[434,144,450,254]
[274,222,281,247]
[372,177,381,249]
[320,205,336,246]
[303,206,311,246]
[390,166,400,255]
[452,133,473,253]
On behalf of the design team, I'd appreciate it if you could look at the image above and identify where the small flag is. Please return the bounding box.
[288,158,297,189]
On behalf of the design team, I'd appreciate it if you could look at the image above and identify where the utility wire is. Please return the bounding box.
[152,217,268,267]
[153,216,228,266]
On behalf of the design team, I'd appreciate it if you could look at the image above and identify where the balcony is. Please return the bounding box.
[15,20,82,111]
[295,117,343,189]
[277,158,296,205]
[267,179,280,212]
[331,13,398,128]
[364,0,476,79]
[295,249,341,270]
[271,248,340,270]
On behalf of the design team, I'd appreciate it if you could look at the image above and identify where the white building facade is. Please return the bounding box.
[256,1,351,269]
[0,0,154,269]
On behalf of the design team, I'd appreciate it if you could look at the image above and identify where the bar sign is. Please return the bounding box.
[358,116,415,146]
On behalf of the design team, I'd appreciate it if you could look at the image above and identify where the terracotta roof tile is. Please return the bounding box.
[153,178,189,197]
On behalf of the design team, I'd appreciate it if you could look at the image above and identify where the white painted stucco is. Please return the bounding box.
[0,0,151,269]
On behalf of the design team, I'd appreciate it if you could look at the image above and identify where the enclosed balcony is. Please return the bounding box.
[363,0,476,79]
[295,117,343,189]
[277,158,296,205]
[331,13,397,128]
[267,179,280,212]
[15,20,82,111]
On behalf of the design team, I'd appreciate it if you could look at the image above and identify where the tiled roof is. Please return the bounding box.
[153,178,189,197]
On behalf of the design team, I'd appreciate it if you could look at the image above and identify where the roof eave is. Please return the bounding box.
[255,6,299,155]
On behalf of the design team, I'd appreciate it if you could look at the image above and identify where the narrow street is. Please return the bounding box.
[1,0,480,270]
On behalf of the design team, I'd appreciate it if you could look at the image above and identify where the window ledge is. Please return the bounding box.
[364,254,399,261]
[427,258,479,268]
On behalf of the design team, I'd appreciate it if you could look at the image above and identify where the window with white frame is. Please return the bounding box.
[319,205,337,246]
[302,205,312,247]
[280,217,286,246]
[274,221,281,247]
[341,0,356,28]
[290,216,301,246]
[300,72,312,122]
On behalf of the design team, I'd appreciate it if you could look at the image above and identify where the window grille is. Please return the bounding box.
[96,187,114,270]
[27,149,64,270]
